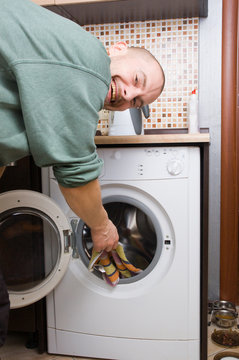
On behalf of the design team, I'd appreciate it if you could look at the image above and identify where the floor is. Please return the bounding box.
[0,325,239,360]
[0,332,95,360]
[208,323,239,359]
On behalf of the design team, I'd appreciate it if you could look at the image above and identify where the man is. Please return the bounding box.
[0,0,164,346]
[0,0,165,254]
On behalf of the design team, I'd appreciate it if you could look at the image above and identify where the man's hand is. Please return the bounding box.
[91,218,119,252]
[59,179,119,253]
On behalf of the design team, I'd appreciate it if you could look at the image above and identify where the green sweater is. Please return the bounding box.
[0,0,111,187]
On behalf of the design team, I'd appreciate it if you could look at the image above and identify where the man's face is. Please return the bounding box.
[104,50,164,111]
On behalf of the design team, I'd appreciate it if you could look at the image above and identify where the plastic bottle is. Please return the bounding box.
[188,89,199,134]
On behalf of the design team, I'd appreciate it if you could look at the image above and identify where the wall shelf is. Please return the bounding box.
[95,133,210,145]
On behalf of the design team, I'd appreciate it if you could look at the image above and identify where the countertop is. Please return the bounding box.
[95,133,210,145]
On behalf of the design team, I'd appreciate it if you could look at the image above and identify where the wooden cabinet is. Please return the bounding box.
[41,0,208,26]
[0,158,46,353]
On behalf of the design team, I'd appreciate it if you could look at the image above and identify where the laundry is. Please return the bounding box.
[88,243,142,286]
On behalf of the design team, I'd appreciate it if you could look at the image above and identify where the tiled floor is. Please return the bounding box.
[0,326,239,360]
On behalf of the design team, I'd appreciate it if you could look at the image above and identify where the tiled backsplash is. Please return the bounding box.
[83,18,199,134]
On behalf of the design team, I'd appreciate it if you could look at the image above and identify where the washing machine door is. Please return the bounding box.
[0,190,72,309]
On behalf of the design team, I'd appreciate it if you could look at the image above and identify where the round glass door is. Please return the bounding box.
[0,190,72,308]
[0,208,59,292]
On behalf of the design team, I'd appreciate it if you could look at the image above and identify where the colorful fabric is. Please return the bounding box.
[88,243,142,287]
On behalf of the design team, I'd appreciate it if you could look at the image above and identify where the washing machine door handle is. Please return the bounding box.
[0,190,73,309]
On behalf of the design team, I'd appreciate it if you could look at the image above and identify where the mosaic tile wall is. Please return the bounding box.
[83,18,199,134]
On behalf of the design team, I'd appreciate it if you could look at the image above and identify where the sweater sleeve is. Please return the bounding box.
[13,61,109,187]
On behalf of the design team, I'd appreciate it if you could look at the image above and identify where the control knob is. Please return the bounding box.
[167,159,183,176]
[113,151,121,160]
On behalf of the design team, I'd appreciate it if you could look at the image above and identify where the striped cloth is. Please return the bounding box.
[88,243,142,286]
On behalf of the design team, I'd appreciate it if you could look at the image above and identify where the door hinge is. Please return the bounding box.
[70,219,80,258]
[63,219,80,258]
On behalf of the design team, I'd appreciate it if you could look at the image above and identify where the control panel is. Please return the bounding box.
[97,147,189,181]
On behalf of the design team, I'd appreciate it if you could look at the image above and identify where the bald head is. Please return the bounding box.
[127,47,165,95]
[104,43,165,111]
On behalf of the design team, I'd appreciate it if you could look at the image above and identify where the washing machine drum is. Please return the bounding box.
[77,197,163,283]
[0,190,72,309]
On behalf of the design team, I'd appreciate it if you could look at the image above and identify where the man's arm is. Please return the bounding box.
[59,179,119,252]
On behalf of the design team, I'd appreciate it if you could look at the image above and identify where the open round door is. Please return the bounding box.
[0,190,72,309]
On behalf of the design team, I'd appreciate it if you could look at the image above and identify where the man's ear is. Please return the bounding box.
[108,41,128,56]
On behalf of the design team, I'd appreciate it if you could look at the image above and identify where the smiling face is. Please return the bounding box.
[104,46,165,111]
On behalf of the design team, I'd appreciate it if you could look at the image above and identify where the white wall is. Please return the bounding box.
[199,0,222,300]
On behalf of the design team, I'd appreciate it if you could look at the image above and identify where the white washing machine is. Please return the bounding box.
[0,146,200,359]
[44,145,201,360]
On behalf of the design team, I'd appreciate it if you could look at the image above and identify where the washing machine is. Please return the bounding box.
[45,145,200,360]
[0,145,201,359]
